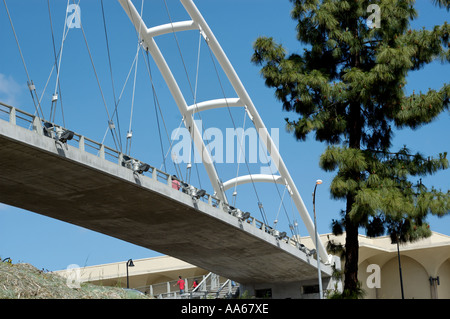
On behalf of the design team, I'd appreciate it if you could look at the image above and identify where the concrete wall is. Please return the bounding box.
[240,277,334,299]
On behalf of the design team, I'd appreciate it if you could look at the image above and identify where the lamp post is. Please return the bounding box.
[313,179,323,299]
[394,233,405,299]
[126,259,135,289]
[396,239,405,299]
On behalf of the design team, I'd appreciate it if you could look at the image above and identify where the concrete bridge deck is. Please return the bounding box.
[0,103,333,287]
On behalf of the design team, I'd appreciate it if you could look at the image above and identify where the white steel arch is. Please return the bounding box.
[222,174,285,192]
[117,0,330,264]
[186,98,243,115]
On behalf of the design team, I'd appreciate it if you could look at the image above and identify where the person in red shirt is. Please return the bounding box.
[172,175,181,190]
[174,276,185,294]
[192,279,199,290]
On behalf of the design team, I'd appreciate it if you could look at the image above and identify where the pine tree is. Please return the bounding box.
[252,0,450,298]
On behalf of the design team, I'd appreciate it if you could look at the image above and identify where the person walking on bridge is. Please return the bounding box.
[174,276,185,295]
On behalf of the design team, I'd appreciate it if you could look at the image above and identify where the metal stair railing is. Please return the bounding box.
[214,279,239,299]
[145,272,232,299]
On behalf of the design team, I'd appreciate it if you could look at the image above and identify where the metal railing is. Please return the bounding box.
[0,102,311,255]
[215,279,239,299]
[138,272,234,299]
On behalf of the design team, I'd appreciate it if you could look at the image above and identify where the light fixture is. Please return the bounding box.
[43,122,54,137]
[126,259,134,289]
[180,181,190,194]
[58,129,74,143]
[196,189,206,198]
[121,155,132,169]
[44,123,74,144]
[54,126,74,143]
[228,205,237,215]
[122,156,150,174]
[241,211,251,221]
[312,178,323,299]
[234,209,251,221]
[299,244,307,253]
[133,160,141,172]
[277,231,287,240]
[429,276,440,286]
[192,188,206,200]
[136,163,150,174]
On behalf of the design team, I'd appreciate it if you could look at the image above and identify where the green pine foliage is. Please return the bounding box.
[252,0,449,297]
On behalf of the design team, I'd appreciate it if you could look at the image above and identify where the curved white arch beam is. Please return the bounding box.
[187,98,243,115]
[147,20,197,38]
[223,174,284,192]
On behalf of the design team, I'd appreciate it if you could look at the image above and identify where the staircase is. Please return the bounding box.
[150,273,239,299]
[192,278,239,299]
[210,280,240,299]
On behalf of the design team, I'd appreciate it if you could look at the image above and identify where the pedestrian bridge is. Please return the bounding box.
[0,102,338,297]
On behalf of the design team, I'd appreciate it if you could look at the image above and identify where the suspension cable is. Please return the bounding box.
[290,195,301,241]
[101,51,139,147]
[254,112,293,229]
[79,15,120,151]
[142,49,185,181]
[147,51,167,173]
[274,186,287,229]
[126,43,140,155]
[3,0,45,120]
[185,32,203,186]
[232,109,248,207]
[51,0,73,126]
[203,33,292,228]
[38,3,72,113]
[125,0,144,155]
[204,40,269,225]
[47,0,66,126]
[163,0,221,192]
[101,0,122,152]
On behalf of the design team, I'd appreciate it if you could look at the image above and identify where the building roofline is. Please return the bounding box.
[298,231,450,253]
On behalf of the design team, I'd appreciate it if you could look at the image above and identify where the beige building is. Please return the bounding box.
[304,231,450,299]
[55,231,450,299]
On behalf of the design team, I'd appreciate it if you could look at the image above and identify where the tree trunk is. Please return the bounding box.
[344,204,359,295]
[344,97,362,296]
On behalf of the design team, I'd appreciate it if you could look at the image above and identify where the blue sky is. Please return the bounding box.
[0,0,449,272]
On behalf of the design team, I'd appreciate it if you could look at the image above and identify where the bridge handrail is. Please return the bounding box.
[1,102,311,255]
[1,101,35,129]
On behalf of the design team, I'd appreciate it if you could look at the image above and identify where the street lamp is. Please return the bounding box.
[126,259,135,289]
[313,179,323,299]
